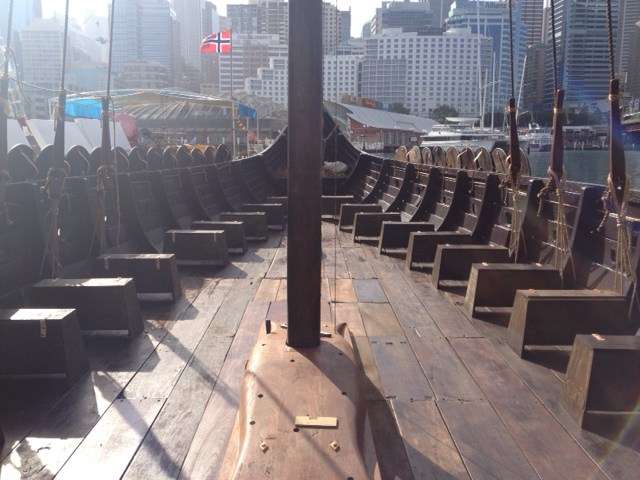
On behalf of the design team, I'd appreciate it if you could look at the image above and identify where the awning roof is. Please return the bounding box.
[338,103,435,133]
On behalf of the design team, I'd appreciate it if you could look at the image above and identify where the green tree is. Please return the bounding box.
[389,103,410,114]
[431,104,459,123]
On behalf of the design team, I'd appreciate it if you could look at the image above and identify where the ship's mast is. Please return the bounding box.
[286,0,323,347]
[0,0,14,226]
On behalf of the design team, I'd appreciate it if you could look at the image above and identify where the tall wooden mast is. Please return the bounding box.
[286,0,323,348]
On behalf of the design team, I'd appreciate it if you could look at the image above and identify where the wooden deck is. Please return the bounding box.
[1,223,639,479]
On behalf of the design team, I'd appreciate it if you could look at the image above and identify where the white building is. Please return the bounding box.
[323,55,361,102]
[362,28,492,117]
[244,57,288,105]
[219,33,288,94]
[244,54,362,105]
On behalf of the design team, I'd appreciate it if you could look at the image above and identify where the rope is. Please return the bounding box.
[42,0,71,277]
[606,0,616,81]
[508,0,515,99]
[550,0,559,92]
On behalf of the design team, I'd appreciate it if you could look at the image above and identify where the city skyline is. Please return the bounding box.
[42,0,380,38]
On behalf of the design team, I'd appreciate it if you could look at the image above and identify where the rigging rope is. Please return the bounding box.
[602,0,634,294]
[505,0,522,261]
[536,0,574,285]
[42,0,71,278]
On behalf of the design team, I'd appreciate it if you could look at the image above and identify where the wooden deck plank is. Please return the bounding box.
[352,336,385,402]
[266,247,287,279]
[372,268,484,401]
[405,271,480,339]
[178,300,270,479]
[123,279,228,400]
[470,318,640,480]
[328,278,357,303]
[368,400,416,480]
[438,399,540,480]
[55,398,164,480]
[343,247,376,279]
[254,278,281,301]
[392,399,471,480]
[452,337,609,480]
[0,277,207,478]
[276,279,287,301]
[353,279,388,303]
[322,245,350,279]
[122,334,234,479]
[359,303,404,337]
[369,336,433,402]
[334,302,366,337]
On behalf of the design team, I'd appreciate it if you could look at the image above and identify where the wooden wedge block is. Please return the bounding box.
[219,212,268,241]
[352,212,401,242]
[338,203,382,231]
[30,278,143,336]
[508,290,630,357]
[464,263,561,314]
[378,221,434,254]
[0,308,89,383]
[406,231,473,270]
[432,245,509,288]
[95,253,182,301]
[163,230,229,266]
[241,203,285,230]
[563,334,640,431]
[192,220,247,254]
[322,195,355,221]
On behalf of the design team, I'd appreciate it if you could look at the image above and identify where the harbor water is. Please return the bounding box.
[528,150,640,187]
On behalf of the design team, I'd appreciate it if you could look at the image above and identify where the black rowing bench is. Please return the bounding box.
[163,230,229,267]
[563,334,640,431]
[30,278,143,337]
[94,254,182,301]
[0,308,89,384]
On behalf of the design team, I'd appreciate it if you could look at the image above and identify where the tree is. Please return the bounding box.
[389,103,410,114]
[431,104,459,123]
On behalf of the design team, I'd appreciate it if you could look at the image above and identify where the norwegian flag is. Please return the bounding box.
[201,31,232,54]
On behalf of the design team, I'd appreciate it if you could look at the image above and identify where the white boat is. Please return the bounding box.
[521,125,552,152]
[420,118,508,152]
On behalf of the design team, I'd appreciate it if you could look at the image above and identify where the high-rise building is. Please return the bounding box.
[626,20,640,97]
[0,0,42,41]
[368,1,435,36]
[20,18,65,117]
[430,0,455,30]
[362,28,492,116]
[228,1,288,42]
[619,0,640,87]
[219,33,287,94]
[111,0,173,75]
[202,2,219,88]
[542,0,618,106]
[172,0,204,71]
[521,0,544,47]
[323,2,352,53]
[227,3,259,35]
[446,0,526,111]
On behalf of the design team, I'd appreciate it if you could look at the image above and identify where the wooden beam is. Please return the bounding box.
[286,0,323,347]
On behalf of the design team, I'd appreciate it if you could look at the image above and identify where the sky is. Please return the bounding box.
[43,0,378,38]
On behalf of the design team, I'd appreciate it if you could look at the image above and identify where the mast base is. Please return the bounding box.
[220,322,379,479]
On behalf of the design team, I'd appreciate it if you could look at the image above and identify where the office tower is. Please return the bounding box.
[369,1,435,35]
[446,0,525,111]
[172,0,204,71]
[619,0,640,85]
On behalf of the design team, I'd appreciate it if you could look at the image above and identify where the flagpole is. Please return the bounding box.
[230,29,236,159]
